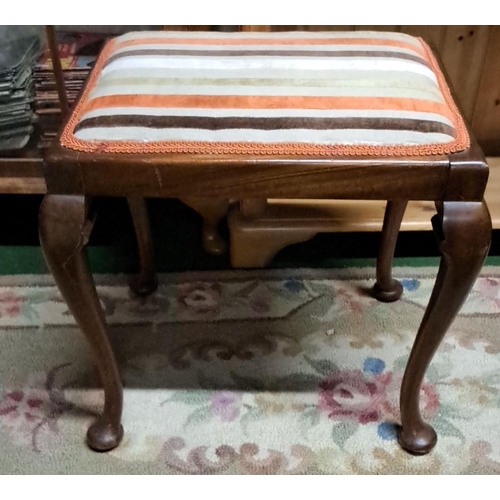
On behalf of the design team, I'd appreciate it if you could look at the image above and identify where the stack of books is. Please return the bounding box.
[34,31,109,148]
[0,27,43,151]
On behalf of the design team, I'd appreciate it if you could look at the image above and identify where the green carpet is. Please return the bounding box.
[1,267,500,474]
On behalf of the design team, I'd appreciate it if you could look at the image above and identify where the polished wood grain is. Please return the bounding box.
[44,143,454,201]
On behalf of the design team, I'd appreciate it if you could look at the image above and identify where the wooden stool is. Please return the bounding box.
[39,30,491,455]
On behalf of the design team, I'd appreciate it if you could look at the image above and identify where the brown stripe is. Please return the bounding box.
[75,114,455,137]
[104,49,429,68]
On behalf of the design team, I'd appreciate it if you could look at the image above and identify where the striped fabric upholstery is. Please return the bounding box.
[60,31,469,156]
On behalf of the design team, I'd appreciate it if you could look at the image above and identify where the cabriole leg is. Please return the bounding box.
[399,200,491,454]
[39,194,124,451]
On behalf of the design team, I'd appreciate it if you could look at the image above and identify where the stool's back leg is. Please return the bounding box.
[399,200,491,454]
[39,195,124,451]
[127,196,158,296]
[373,200,408,302]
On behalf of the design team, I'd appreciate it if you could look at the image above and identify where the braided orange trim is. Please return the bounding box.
[60,37,469,156]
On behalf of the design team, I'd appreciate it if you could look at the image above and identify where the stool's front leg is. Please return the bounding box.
[399,200,491,454]
[373,200,408,302]
[39,195,123,451]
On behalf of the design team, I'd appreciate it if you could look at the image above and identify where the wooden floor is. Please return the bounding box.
[266,157,500,232]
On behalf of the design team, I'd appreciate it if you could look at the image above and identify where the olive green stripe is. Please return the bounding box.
[97,75,440,95]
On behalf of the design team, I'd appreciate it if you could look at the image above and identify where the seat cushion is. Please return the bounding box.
[60,31,469,156]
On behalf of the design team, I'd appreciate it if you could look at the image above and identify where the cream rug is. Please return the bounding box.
[0,267,499,474]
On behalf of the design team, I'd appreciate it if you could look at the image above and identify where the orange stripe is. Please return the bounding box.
[82,94,453,120]
[112,37,425,56]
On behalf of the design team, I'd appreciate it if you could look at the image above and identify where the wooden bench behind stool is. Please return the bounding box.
[227,157,500,268]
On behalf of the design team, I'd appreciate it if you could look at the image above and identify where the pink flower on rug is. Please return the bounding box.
[0,365,73,452]
[0,387,50,445]
[420,384,440,417]
[475,277,500,309]
[210,391,242,422]
[0,390,44,421]
[381,376,439,421]
[318,369,391,424]
[177,282,221,319]
[249,296,270,314]
[334,284,376,314]
[0,292,23,318]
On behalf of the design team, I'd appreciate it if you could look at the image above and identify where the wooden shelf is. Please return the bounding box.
[0,130,45,194]
[484,157,500,228]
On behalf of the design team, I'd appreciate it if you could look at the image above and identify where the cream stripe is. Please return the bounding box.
[96,67,434,83]
[87,84,444,102]
[101,57,437,82]
[80,107,455,127]
[74,126,453,144]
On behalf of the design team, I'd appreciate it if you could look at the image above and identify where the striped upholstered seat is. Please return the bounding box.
[60,31,469,157]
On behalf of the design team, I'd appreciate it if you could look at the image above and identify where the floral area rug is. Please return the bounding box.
[1,267,500,475]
